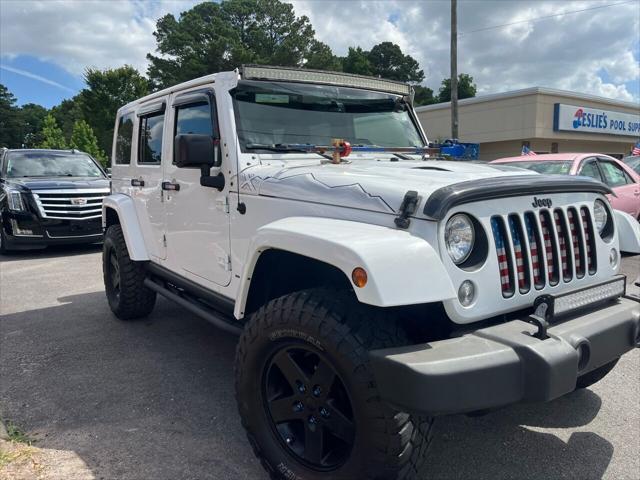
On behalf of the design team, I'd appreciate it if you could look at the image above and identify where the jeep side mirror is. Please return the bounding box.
[174,134,225,191]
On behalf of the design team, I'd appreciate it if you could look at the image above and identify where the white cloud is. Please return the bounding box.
[0,0,197,75]
[1,0,638,103]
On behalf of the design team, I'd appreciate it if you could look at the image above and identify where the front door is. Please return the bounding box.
[162,89,231,287]
[597,158,640,218]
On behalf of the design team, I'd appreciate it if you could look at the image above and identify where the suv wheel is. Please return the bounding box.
[235,288,434,480]
[103,224,156,320]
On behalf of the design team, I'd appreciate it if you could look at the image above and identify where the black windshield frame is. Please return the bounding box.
[231,80,426,154]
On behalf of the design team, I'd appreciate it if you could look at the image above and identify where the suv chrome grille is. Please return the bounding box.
[32,188,109,220]
[491,206,597,298]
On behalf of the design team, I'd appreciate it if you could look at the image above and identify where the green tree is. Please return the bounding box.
[19,103,48,148]
[413,85,436,106]
[367,42,424,83]
[79,66,148,157]
[147,0,318,90]
[51,96,84,142]
[0,84,21,148]
[305,40,342,71]
[37,114,67,149]
[70,120,108,166]
[437,73,477,103]
[342,47,373,76]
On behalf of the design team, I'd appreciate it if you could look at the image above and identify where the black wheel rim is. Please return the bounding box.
[262,344,356,471]
[108,249,121,297]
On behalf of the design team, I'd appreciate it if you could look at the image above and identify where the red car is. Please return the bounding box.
[491,153,640,219]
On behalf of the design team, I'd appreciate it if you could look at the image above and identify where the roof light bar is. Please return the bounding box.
[241,65,412,96]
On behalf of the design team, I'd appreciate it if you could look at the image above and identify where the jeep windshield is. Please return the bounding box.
[6,151,104,178]
[231,80,424,154]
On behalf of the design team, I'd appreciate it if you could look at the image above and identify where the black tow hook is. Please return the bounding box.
[526,302,550,340]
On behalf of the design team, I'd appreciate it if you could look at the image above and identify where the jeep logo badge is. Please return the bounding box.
[531,197,552,208]
[71,198,87,206]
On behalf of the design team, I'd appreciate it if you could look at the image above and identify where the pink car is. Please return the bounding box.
[491,153,640,219]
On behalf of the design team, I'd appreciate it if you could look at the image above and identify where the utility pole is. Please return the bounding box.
[450,0,459,140]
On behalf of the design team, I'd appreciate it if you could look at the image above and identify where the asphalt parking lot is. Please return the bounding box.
[0,246,638,480]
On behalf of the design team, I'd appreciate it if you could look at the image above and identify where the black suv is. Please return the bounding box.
[0,148,109,252]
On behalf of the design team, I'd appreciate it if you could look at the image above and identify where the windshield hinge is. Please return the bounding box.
[394,190,420,229]
[216,196,230,213]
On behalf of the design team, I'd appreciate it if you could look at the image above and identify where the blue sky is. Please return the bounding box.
[1,56,84,108]
[1,0,639,109]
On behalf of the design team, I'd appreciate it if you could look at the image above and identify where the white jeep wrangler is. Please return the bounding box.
[102,66,640,480]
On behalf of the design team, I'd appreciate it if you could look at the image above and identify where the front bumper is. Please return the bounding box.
[370,294,640,416]
[1,211,102,250]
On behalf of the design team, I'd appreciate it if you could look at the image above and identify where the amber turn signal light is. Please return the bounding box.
[351,267,368,288]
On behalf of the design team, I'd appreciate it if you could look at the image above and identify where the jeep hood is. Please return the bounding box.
[239,158,537,217]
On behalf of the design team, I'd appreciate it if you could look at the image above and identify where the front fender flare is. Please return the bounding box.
[614,209,640,254]
[234,217,456,319]
[102,194,149,261]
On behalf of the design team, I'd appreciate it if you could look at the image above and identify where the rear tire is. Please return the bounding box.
[103,224,156,320]
[235,288,434,480]
[576,358,619,389]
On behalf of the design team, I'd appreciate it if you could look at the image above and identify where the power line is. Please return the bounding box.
[459,0,637,36]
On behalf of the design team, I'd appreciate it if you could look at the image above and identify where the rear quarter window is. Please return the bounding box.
[115,112,134,165]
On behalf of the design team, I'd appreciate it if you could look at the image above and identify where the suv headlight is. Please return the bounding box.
[593,199,608,235]
[445,214,475,264]
[6,189,26,212]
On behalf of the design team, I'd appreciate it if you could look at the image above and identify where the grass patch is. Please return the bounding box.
[5,421,34,445]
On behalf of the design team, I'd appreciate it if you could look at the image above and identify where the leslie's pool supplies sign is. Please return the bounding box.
[554,103,640,137]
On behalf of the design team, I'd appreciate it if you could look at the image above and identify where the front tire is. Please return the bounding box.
[235,289,434,480]
[103,224,156,320]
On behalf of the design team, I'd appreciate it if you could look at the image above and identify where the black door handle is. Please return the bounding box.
[162,181,180,191]
[131,178,145,187]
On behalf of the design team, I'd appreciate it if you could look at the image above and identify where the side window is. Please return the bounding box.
[175,102,213,137]
[579,160,602,182]
[598,161,631,187]
[138,112,165,165]
[174,101,219,166]
[115,113,134,165]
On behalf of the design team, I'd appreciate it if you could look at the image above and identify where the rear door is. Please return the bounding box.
[132,100,168,260]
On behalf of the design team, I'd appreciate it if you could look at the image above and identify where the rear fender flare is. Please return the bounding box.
[102,194,149,261]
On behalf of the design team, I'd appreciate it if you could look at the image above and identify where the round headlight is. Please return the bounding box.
[445,214,475,265]
[593,199,608,235]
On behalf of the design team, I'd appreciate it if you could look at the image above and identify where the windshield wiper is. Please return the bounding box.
[245,143,311,153]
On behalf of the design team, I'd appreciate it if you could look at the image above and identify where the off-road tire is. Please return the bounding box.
[103,224,156,320]
[235,288,434,480]
[576,358,620,389]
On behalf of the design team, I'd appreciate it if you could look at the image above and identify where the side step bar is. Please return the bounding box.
[144,278,243,336]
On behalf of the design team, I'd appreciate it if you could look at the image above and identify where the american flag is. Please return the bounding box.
[539,213,556,283]
[632,141,640,156]
[567,209,583,277]
[524,216,543,286]
[522,145,537,156]
[491,219,511,294]
[554,211,570,280]
[509,218,527,291]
